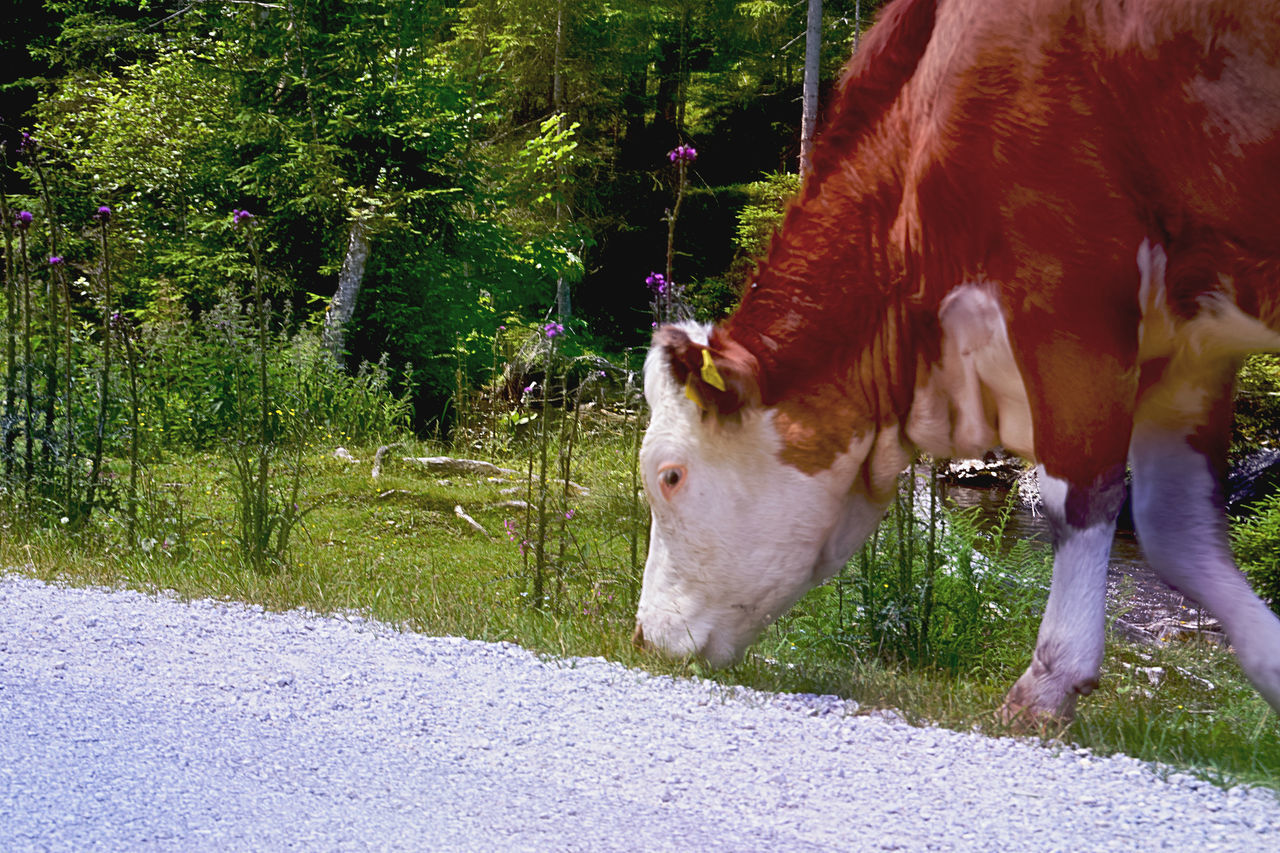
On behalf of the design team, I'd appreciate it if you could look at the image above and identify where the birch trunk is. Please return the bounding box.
[800,0,823,177]
[323,214,371,362]
[553,1,572,320]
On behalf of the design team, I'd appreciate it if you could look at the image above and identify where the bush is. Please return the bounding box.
[734,172,803,258]
[1231,491,1280,615]
[1234,354,1280,456]
[130,287,410,452]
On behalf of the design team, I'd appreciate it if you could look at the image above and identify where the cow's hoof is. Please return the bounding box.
[997,675,1080,734]
[996,696,1074,736]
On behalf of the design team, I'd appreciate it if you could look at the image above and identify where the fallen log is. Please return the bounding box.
[404,456,519,478]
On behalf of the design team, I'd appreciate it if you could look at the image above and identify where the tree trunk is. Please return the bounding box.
[855,0,863,53]
[323,213,371,362]
[553,0,571,320]
[801,0,822,177]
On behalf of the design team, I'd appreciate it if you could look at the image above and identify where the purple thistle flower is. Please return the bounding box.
[48,256,62,266]
[95,205,112,223]
[667,144,698,164]
[232,208,255,228]
[543,321,564,339]
[15,210,33,231]
[645,272,667,295]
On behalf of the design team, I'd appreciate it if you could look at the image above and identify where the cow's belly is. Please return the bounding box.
[905,243,1280,463]
[905,282,1036,461]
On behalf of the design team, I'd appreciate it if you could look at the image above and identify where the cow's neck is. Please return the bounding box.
[724,141,935,485]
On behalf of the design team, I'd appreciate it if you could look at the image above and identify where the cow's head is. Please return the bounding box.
[634,322,907,667]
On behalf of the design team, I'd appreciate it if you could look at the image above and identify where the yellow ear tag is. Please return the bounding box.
[699,348,727,392]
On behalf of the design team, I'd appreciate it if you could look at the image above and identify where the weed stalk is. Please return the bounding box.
[86,209,112,517]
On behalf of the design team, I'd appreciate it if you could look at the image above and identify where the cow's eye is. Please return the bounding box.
[657,464,686,499]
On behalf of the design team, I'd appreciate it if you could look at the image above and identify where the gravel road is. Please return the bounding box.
[2,574,1278,851]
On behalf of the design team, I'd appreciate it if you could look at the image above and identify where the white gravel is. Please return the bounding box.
[2,574,1278,851]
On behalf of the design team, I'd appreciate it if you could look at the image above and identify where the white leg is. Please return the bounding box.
[1002,467,1123,723]
[1130,425,1280,711]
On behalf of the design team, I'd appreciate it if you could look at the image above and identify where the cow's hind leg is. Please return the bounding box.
[1130,364,1280,712]
[1000,466,1126,727]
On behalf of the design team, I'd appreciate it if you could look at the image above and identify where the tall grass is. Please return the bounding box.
[771,469,1050,682]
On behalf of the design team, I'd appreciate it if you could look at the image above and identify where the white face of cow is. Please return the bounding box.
[634,323,892,668]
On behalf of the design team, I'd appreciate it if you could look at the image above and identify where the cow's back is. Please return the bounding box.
[889,0,1280,318]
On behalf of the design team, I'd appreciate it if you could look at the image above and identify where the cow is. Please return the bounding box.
[633,0,1280,725]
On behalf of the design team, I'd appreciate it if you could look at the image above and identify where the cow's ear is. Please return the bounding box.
[655,325,761,417]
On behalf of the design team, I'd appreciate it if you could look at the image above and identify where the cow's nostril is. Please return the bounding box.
[632,623,645,648]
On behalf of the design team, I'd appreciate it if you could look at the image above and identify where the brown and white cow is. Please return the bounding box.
[634,0,1280,723]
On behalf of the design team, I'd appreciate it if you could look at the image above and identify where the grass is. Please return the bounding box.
[4,418,1279,792]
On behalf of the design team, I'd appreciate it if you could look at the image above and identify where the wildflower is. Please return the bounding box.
[48,256,62,266]
[667,144,697,164]
[14,210,32,231]
[564,509,576,520]
[645,272,667,295]
[95,205,112,223]
[232,208,255,228]
[17,131,37,155]
[543,320,564,339]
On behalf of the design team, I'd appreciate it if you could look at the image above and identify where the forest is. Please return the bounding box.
[2,0,878,422]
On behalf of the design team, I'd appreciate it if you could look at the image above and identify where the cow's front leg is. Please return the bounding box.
[1000,285,1139,727]
[1000,466,1127,726]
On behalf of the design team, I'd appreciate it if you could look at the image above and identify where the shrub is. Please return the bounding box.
[1234,354,1280,456]
[1231,491,1280,615]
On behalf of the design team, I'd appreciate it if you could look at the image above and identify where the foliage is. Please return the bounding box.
[1233,354,1280,456]
[772,472,1051,681]
[5,1,896,419]
[20,2,589,421]
[1231,491,1280,616]
[734,171,803,258]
